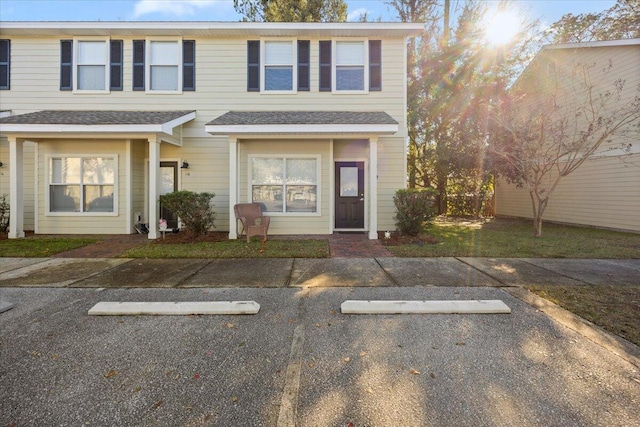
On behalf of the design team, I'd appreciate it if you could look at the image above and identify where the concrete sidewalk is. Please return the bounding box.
[1,256,638,288]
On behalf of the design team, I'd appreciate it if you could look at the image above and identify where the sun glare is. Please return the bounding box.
[484,9,522,46]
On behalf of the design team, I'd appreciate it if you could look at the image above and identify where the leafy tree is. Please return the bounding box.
[234,0,347,22]
[544,0,640,43]
[391,0,537,215]
[488,60,640,237]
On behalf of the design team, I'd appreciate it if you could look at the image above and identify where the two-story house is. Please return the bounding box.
[0,21,423,239]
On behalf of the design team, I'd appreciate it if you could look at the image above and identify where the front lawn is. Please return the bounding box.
[384,218,640,258]
[0,237,98,257]
[525,284,640,347]
[120,238,329,258]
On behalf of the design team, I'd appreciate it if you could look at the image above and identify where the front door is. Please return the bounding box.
[159,161,179,229]
[335,161,365,229]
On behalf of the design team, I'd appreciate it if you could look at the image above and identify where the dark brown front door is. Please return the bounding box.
[335,161,364,229]
[159,161,179,229]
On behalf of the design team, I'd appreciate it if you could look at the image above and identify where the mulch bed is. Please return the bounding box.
[378,231,438,246]
[152,231,229,244]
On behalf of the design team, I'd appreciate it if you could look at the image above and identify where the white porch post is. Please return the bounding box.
[369,136,378,240]
[8,137,25,239]
[148,137,160,239]
[228,137,238,239]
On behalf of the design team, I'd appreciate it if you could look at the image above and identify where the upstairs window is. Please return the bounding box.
[247,39,309,93]
[133,39,195,92]
[263,40,295,92]
[0,39,10,90]
[149,40,181,91]
[76,40,108,91]
[335,41,366,91]
[60,39,122,92]
[321,39,381,93]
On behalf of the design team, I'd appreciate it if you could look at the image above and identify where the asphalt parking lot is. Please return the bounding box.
[1,284,639,426]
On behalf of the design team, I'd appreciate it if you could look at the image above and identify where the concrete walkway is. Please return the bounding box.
[2,256,638,288]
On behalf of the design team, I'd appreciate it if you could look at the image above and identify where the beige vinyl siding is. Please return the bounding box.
[37,140,127,234]
[239,139,331,235]
[1,33,409,235]
[496,153,640,233]
[497,44,640,233]
[0,138,36,230]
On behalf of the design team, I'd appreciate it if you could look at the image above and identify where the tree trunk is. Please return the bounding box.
[533,214,543,237]
[529,191,548,238]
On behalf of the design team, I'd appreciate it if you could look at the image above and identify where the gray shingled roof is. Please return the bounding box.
[206,111,398,126]
[0,110,195,125]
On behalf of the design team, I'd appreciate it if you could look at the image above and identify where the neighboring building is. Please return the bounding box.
[0,21,422,239]
[495,39,640,233]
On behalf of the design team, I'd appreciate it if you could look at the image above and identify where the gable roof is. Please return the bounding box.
[205,111,398,135]
[0,21,424,37]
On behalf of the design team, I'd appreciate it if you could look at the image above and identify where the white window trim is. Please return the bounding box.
[72,36,110,94]
[248,154,321,216]
[145,37,183,94]
[332,38,369,94]
[260,38,297,94]
[45,154,119,217]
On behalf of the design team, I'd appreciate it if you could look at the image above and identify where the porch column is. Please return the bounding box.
[369,136,378,240]
[8,137,25,239]
[148,136,160,239]
[228,137,238,239]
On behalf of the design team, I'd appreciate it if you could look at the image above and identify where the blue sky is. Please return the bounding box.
[0,0,616,25]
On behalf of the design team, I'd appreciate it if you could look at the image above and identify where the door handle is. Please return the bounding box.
[359,194,364,201]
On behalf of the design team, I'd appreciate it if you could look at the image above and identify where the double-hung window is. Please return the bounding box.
[320,39,381,93]
[251,156,319,214]
[48,156,117,214]
[60,38,122,92]
[148,40,181,92]
[76,39,109,92]
[334,40,367,91]
[262,40,296,92]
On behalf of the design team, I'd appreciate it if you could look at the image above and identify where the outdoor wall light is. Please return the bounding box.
[181,161,189,169]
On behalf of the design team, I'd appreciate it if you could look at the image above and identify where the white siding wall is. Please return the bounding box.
[0,34,409,235]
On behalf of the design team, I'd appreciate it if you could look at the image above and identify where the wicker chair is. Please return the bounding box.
[234,203,270,249]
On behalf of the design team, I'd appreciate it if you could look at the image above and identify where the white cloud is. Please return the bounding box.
[347,8,368,22]
[132,0,220,18]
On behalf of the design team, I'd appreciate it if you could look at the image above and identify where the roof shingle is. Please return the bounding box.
[0,110,195,125]
[206,111,398,126]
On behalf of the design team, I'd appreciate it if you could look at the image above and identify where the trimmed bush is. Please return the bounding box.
[0,194,9,233]
[159,191,216,237]
[393,188,438,236]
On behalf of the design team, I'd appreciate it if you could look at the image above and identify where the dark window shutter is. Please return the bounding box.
[247,40,260,92]
[183,40,195,91]
[369,40,381,91]
[297,40,310,91]
[110,40,123,91]
[319,40,331,92]
[60,40,72,91]
[133,40,145,91]
[0,39,9,90]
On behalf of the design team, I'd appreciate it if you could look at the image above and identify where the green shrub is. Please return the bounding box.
[393,188,438,236]
[159,191,216,237]
[0,194,9,233]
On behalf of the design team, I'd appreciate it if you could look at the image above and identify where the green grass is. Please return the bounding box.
[120,238,329,258]
[385,218,640,258]
[525,284,640,347]
[0,238,98,257]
